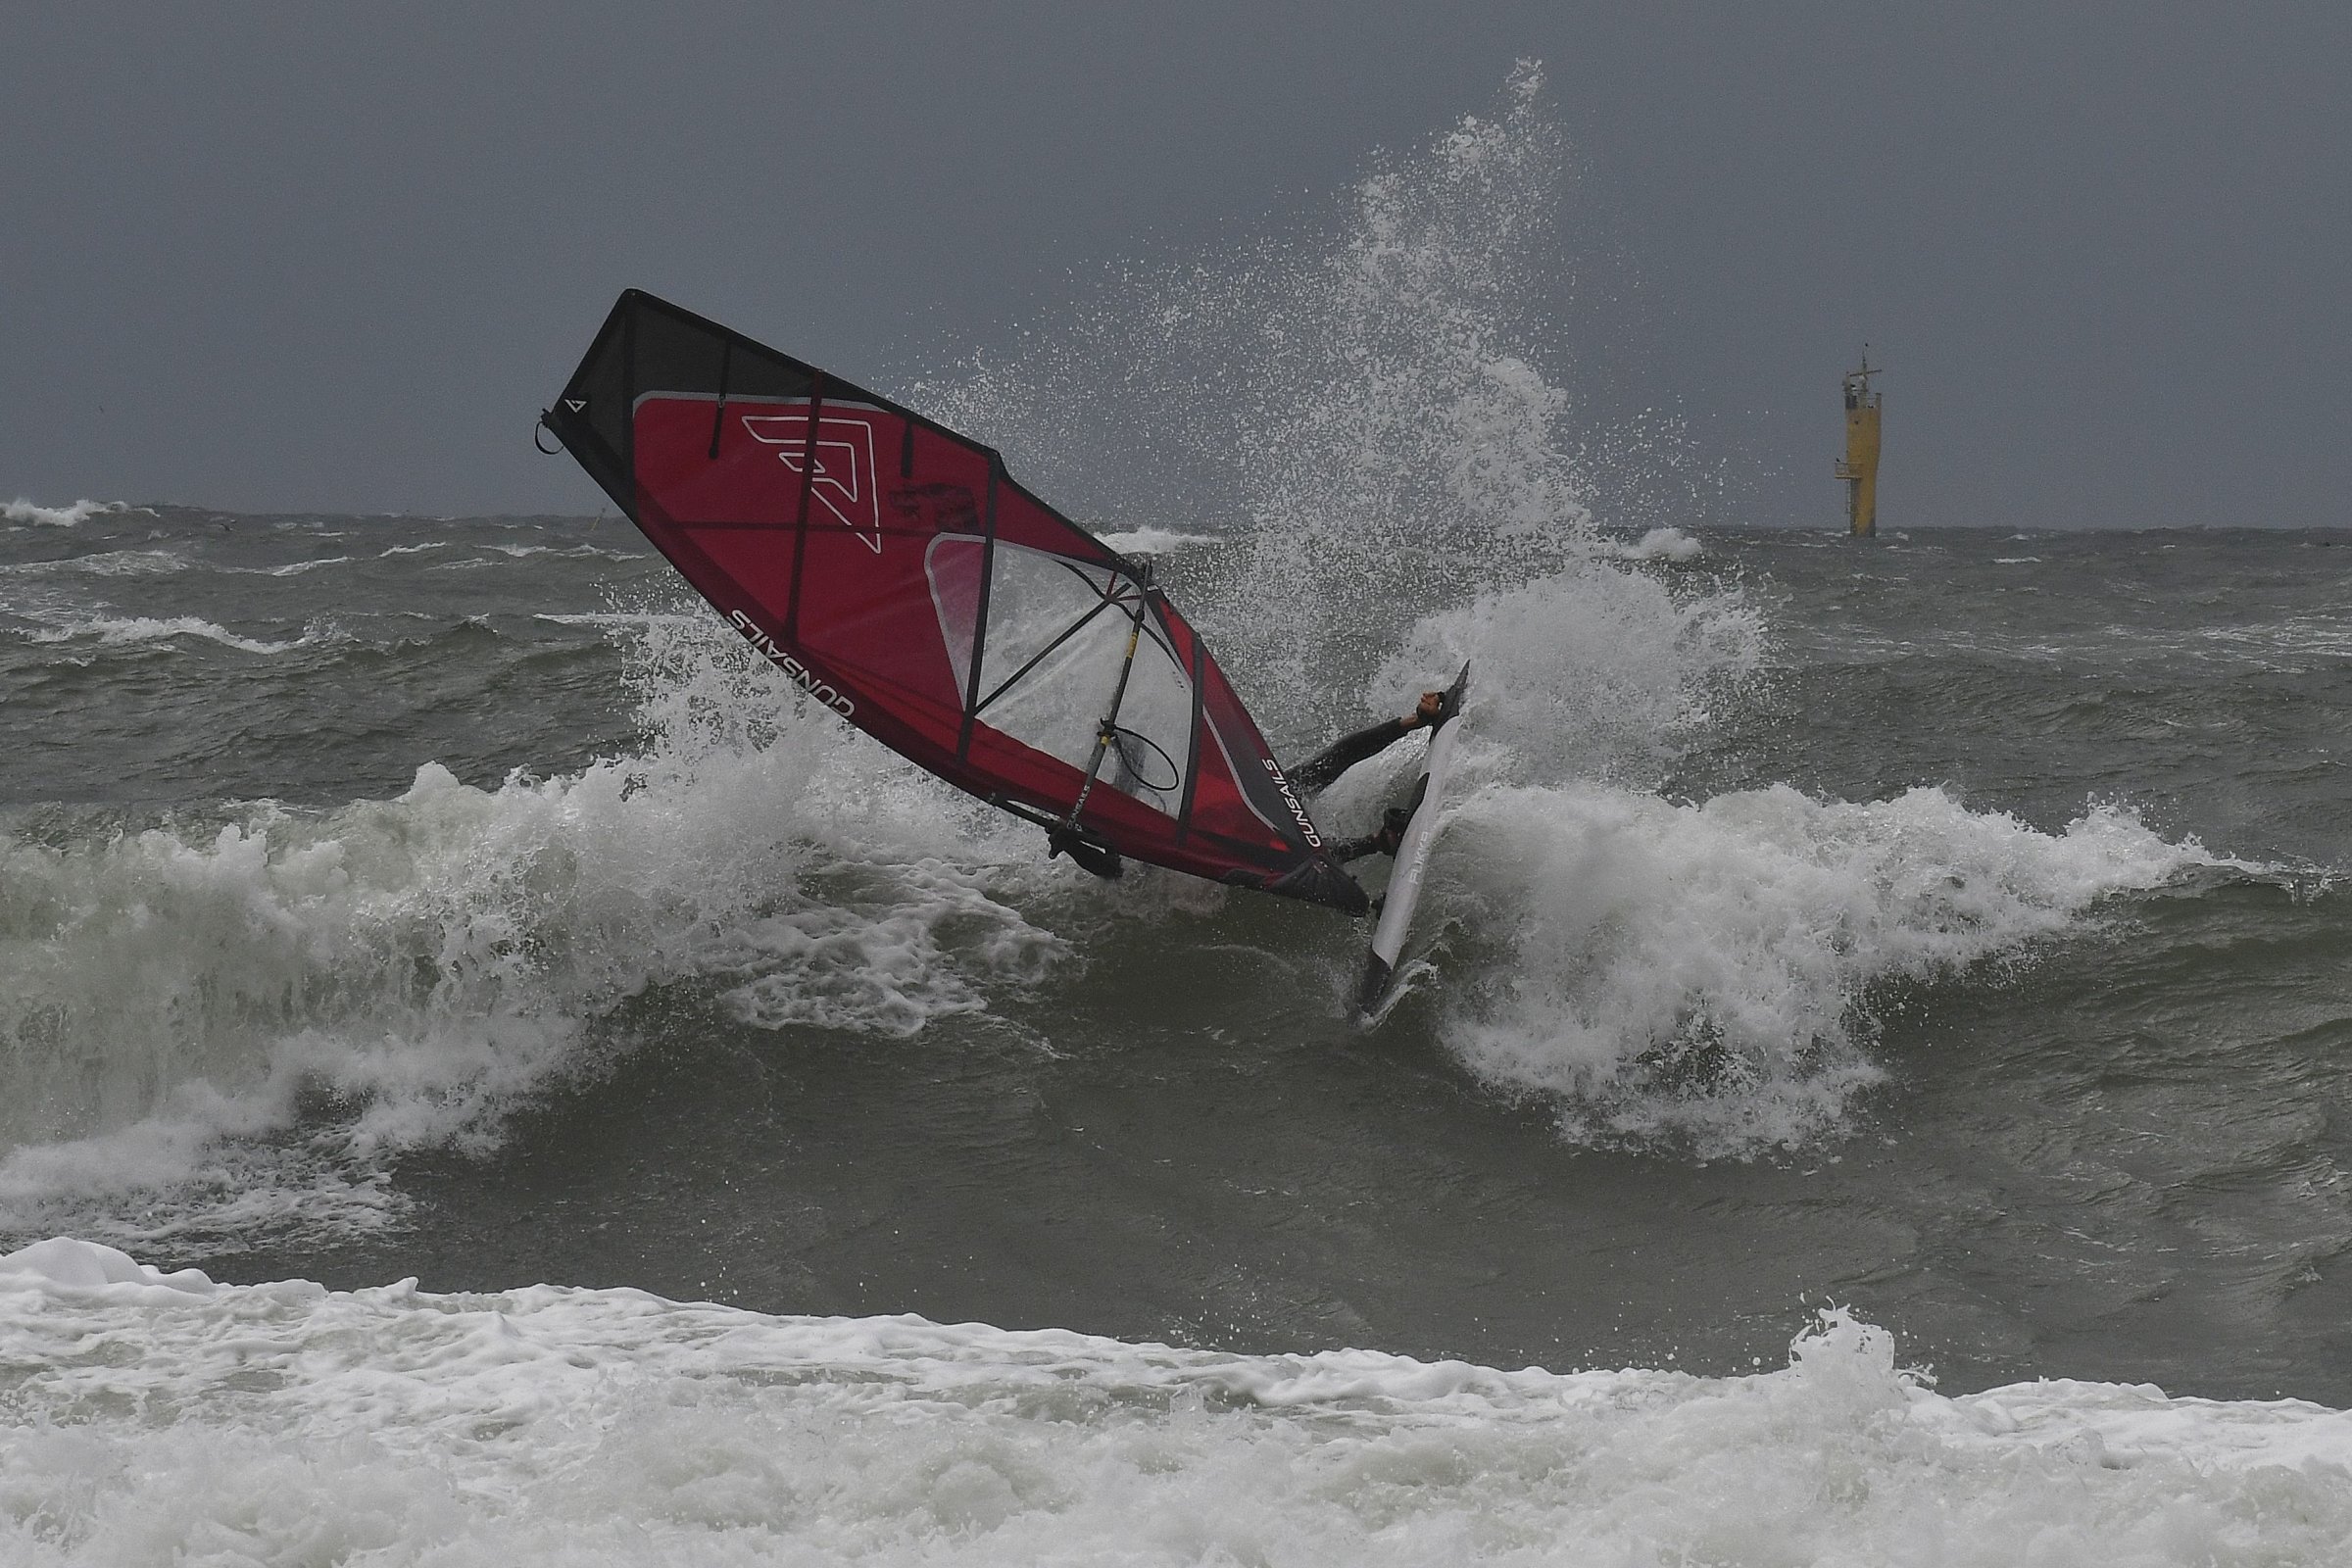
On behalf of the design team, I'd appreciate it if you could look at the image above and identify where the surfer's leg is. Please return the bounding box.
[1047,827,1124,880]
[1327,806,1417,864]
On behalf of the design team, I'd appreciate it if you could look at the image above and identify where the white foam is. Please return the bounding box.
[1424,783,2232,1153]
[220,555,355,576]
[2,498,144,527]
[481,541,642,560]
[22,614,307,655]
[0,549,186,577]
[2,1245,2346,1564]
[533,610,708,629]
[429,546,638,570]
[1604,524,1705,562]
[1097,526,1222,554]
[0,1236,218,1297]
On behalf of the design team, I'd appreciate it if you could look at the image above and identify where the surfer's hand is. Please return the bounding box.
[1409,691,1446,728]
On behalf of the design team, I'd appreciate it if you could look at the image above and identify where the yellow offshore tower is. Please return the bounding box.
[1837,351,1882,536]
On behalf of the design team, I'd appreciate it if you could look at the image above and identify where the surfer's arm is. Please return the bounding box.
[1287,692,1449,798]
[1290,718,1415,797]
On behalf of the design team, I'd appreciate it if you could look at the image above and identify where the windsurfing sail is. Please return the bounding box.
[540,289,1367,913]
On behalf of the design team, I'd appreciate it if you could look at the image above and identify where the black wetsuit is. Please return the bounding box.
[1290,716,1424,862]
[1051,714,1422,881]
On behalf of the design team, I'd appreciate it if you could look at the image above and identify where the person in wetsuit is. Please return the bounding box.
[1048,686,1453,881]
[1291,688,1451,863]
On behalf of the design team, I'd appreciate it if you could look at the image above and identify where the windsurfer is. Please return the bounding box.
[1047,686,1453,882]
[1294,688,1452,862]
[547,290,1399,918]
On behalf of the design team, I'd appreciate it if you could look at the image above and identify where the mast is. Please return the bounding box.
[1836,349,1883,537]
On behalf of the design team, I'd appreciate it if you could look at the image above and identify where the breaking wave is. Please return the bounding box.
[1431,786,2230,1152]
[23,614,311,655]
[5,1238,2349,1566]
[220,555,355,576]
[1605,524,1705,563]
[3,498,145,528]
[0,610,1071,1250]
[0,548,187,578]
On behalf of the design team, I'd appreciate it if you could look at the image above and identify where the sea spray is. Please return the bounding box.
[1376,563,1765,790]
[916,65,1626,738]
[871,62,2236,1160]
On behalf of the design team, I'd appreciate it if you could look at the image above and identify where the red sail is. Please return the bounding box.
[542,291,1365,912]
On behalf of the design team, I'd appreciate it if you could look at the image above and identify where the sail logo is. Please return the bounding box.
[741,413,884,554]
[728,609,856,714]
[1259,760,1323,848]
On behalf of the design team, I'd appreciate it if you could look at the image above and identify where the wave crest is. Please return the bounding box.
[1430,787,2233,1154]
[3,498,145,527]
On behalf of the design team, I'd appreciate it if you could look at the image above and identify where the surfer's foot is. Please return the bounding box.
[1047,826,1125,881]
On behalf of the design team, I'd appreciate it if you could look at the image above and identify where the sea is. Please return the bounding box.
[7,75,2352,1568]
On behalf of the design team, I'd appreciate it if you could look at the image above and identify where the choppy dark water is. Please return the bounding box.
[5,503,2346,1404]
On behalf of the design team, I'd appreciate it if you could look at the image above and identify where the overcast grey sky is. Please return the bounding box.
[5,3,2345,528]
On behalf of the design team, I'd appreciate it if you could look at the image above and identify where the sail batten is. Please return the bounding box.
[541,290,1367,913]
